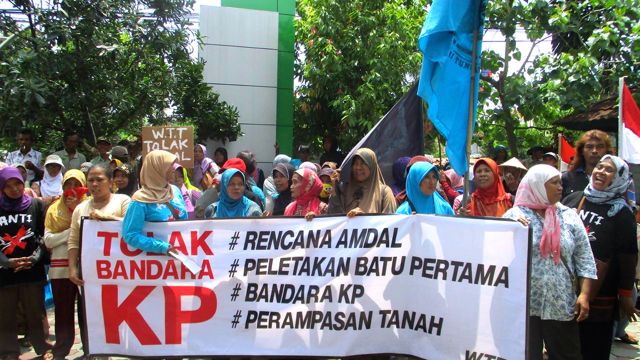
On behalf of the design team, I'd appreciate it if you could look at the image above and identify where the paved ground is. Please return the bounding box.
[16,307,640,360]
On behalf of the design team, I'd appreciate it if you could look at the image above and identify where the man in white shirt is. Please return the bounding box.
[5,128,44,182]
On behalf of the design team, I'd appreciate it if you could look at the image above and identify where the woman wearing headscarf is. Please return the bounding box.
[270,163,295,216]
[328,148,397,217]
[439,168,465,205]
[204,169,262,218]
[193,144,217,191]
[263,154,292,200]
[318,167,334,204]
[396,162,454,215]
[561,155,638,360]
[390,156,411,196]
[113,163,138,197]
[43,170,88,360]
[299,161,318,174]
[214,147,228,168]
[12,163,39,198]
[172,163,202,219]
[285,168,327,221]
[493,144,509,165]
[396,156,447,206]
[122,151,187,255]
[458,158,513,217]
[503,165,597,360]
[40,155,65,206]
[0,167,53,360]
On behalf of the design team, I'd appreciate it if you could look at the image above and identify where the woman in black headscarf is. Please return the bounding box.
[214,147,228,169]
[271,163,295,216]
[113,163,138,197]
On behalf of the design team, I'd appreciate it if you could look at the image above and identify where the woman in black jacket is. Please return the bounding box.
[0,167,53,360]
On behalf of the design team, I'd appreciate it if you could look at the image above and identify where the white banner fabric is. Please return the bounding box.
[80,214,530,360]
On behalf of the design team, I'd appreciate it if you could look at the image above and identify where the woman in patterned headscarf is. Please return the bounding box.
[562,155,638,360]
[504,164,597,360]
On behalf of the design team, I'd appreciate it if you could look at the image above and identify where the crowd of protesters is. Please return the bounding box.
[0,127,638,360]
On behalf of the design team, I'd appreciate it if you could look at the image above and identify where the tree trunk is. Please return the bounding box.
[504,119,519,158]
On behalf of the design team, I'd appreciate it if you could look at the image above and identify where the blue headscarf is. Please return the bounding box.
[216,169,253,218]
[396,162,454,215]
[584,155,632,217]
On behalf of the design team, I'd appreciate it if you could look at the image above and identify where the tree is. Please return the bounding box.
[294,0,428,154]
[296,0,640,160]
[478,0,640,157]
[0,0,240,152]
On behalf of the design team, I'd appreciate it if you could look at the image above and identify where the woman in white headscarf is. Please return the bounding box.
[562,155,638,359]
[503,165,597,360]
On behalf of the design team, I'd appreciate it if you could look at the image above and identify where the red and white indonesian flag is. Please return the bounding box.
[560,136,576,171]
[621,83,640,164]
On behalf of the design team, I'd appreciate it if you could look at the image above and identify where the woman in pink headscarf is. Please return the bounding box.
[285,168,326,221]
[502,165,597,360]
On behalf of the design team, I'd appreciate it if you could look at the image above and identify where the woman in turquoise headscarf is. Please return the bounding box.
[205,168,262,218]
[396,162,454,215]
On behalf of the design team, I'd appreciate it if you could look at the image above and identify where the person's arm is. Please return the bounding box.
[438,170,458,203]
[122,201,170,254]
[0,251,10,268]
[44,228,71,249]
[67,208,84,285]
[81,141,100,158]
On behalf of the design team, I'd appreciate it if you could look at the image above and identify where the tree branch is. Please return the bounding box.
[483,123,556,131]
[517,35,553,76]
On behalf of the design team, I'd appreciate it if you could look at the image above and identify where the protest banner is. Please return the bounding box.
[80,214,530,359]
[141,126,194,168]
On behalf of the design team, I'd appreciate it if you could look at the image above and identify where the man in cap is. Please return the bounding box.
[541,152,559,168]
[90,137,113,164]
[110,146,130,164]
[522,145,545,169]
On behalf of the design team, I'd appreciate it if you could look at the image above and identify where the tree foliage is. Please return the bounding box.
[0,0,240,152]
[294,0,428,154]
[478,0,640,157]
[296,0,640,159]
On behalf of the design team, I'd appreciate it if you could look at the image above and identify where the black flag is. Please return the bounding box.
[340,81,424,185]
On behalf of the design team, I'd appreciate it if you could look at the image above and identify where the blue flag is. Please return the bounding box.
[417,0,486,176]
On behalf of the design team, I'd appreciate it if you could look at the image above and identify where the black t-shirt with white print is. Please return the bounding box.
[0,199,48,288]
[563,191,638,297]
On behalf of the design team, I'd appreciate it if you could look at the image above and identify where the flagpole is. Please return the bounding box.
[461,28,480,208]
[557,133,562,170]
[619,77,625,157]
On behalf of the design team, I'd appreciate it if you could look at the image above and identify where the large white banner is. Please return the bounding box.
[80,214,530,359]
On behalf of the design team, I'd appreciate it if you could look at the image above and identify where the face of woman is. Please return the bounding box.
[46,164,62,178]
[3,178,24,199]
[63,178,82,192]
[545,175,563,205]
[474,163,494,189]
[87,168,111,198]
[227,173,245,200]
[290,173,304,198]
[194,146,204,162]
[165,162,176,182]
[352,156,371,182]
[497,150,506,161]
[274,171,289,193]
[114,171,129,189]
[591,158,616,191]
[214,151,225,165]
[420,169,438,196]
[17,167,28,181]
[172,169,184,188]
